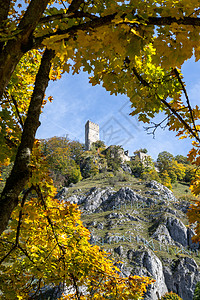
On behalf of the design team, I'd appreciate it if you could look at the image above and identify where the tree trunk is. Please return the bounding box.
[0,0,49,100]
[0,48,55,236]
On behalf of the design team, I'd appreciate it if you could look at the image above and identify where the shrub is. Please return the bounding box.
[107,176,118,186]
[193,282,200,300]
[160,292,182,300]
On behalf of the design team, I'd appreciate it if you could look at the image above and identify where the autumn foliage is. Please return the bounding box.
[0,142,153,299]
[1,0,200,298]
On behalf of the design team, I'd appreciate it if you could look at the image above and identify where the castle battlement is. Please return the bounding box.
[85,120,99,130]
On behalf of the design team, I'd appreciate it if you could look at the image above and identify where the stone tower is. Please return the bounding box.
[85,120,99,150]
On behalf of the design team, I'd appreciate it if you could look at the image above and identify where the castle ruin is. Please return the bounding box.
[84,121,150,165]
[85,120,100,150]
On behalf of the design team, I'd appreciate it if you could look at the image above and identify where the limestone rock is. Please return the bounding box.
[105,212,123,219]
[129,249,168,300]
[109,187,141,208]
[114,245,124,256]
[65,194,85,204]
[125,213,139,221]
[165,216,188,247]
[84,187,114,212]
[146,180,176,202]
[187,227,199,250]
[56,187,68,199]
[163,257,200,300]
[96,222,104,229]
[152,224,174,245]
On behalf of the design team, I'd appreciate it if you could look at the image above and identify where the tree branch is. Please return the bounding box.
[3,91,24,128]
[0,48,55,236]
[0,0,49,100]
[144,115,170,138]
[0,244,16,264]
[131,66,200,143]
[18,244,42,272]
[11,95,24,129]
[33,184,66,282]
[33,12,117,48]
[33,184,66,255]
[67,0,85,14]
[71,273,81,300]
[15,186,34,246]
[146,16,200,26]
[173,68,199,138]
[0,0,10,52]
[39,11,98,24]
[0,186,34,265]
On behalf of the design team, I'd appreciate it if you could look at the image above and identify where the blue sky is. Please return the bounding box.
[36,56,200,160]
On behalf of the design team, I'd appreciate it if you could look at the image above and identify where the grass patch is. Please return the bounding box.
[172,181,196,201]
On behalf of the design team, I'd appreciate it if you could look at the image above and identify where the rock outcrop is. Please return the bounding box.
[163,257,200,300]
[128,248,168,300]
[61,180,200,300]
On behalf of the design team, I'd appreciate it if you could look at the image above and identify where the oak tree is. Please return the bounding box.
[1,0,200,298]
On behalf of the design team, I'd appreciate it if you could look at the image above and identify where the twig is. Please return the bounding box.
[188,8,200,17]
[0,186,34,265]
[61,0,67,10]
[28,278,42,299]
[173,68,198,138]
[131,66,200,143]
[11,95,24,129]
[15,186,34,246]
[144,115,170,138]
[3,91,24,129]
[71,273,81,300]
[33,185,65,254]
[0,245,16,264]
[32,183,67,285]
[18,244,42,272]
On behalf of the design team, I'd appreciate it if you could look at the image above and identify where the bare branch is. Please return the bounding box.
[188,8,200,17]
[70,273,81,300]
[173,68,199,138]
[0,245,16,264]
[3,91,24,128]
[132,66,200,143]
[18,244,42,272]
[144,115,170,138]
[61,0,67,10]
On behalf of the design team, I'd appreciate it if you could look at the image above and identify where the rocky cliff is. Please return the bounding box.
[59,179,200,300]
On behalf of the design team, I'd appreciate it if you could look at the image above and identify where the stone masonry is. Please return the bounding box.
[85,120,99,150]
